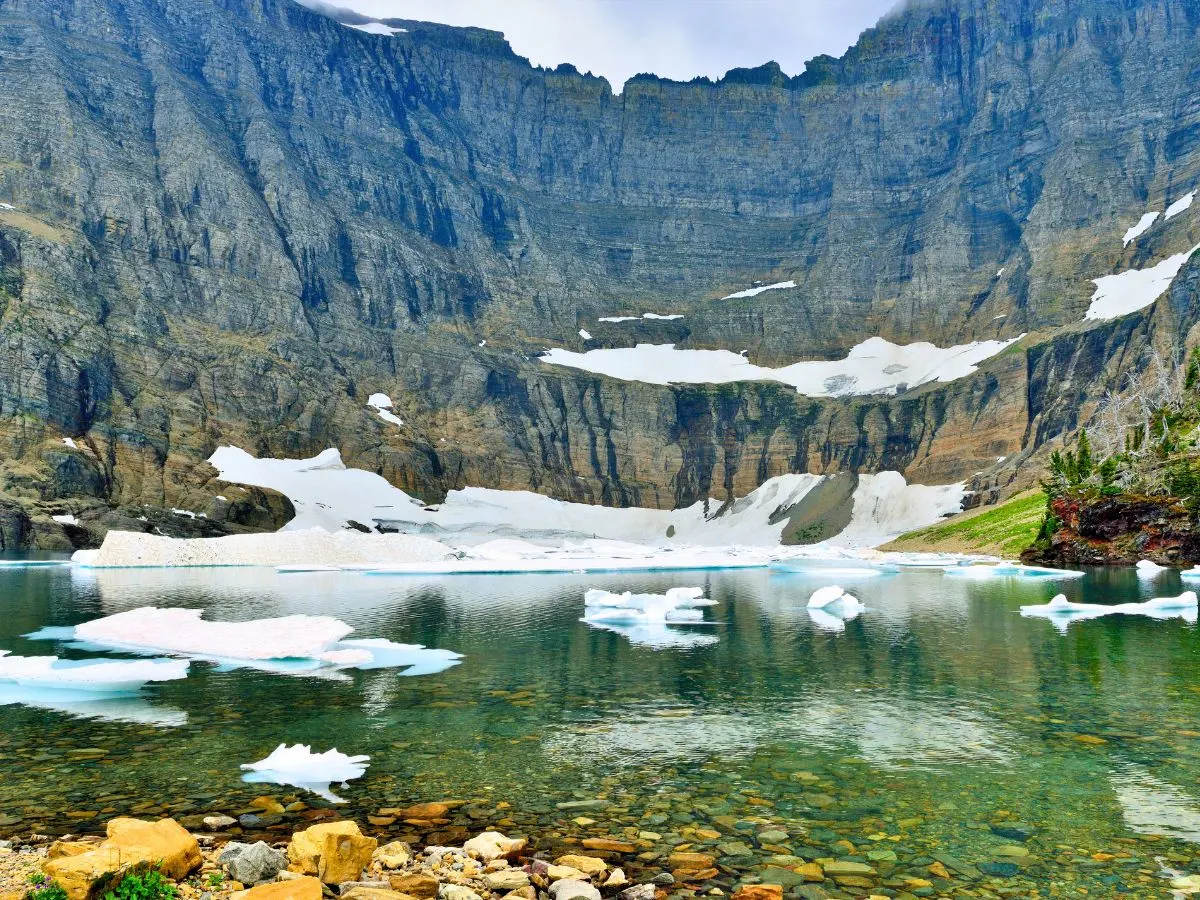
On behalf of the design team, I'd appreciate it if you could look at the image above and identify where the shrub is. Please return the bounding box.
[26,874,68,900]
[101,868,177,900]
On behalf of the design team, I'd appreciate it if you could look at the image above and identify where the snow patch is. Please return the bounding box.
[209,447,431,532]
[721,281,796,300]
[367,393,404,427]
[1166,191,1195,221]
[62,438,78,449]
[242,744,369,804]
[1085,245,1200,321]
[26,607,463,677]
[346,21,405,35]
[52,514,79,526]
[1123,212,1160,247]
[598,313,683,323]
[541,336,1021,398]
[579,329,592,340]
[0,203,14,211]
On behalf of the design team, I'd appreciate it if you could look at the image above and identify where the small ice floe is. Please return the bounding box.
[581,588,719,649]
[0,651,188,693]
[241,744,369,803]
[25,607,462,677]
[805,586,866,633]
[1020,592,1198,632]
[1137,559,1167,578]
[367,393,404,427]
[943,563,1083,579]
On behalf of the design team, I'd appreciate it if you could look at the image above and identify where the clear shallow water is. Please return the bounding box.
[2,561,1200,895]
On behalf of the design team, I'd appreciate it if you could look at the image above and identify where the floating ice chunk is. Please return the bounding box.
[25,607,462,677]
[0,651,187,693]
[1123,212,1160,247]
[1085,245,1200,321]
[337,638,463,676]
[944,563,1082,579]
[241,744,369,803]
[721,280,796,300]
[582,588,718,648]
[579,329,592,339]
[1166,191,1195,221]
[1020,592,1198,632]
[368,393,404,427]
[806,585,860,610]
[1136,559,1167,578]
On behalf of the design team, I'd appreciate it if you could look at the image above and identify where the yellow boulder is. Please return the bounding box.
[44,818,201,900]
[286,821,377,884]
[239,876,323,900]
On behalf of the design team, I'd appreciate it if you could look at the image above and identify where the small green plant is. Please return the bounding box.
[205,873,224,890]
[101,868,177,900]
[26,874,68,900]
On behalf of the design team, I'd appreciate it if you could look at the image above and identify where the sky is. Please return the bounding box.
[299,0,903,90]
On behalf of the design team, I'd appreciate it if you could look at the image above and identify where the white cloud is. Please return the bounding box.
[296,0,901,91]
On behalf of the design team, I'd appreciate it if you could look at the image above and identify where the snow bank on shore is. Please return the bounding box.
[209,447,964,550]
[76,527,451,569]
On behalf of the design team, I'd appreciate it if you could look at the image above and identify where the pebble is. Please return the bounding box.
[547,880,601,900]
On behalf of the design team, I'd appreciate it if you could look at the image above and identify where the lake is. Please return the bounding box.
[2,560,1198,896]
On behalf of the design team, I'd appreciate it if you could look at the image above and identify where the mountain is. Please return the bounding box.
[0,0,1199,546]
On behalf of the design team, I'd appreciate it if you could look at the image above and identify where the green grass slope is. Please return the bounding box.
[880,491,1045,558]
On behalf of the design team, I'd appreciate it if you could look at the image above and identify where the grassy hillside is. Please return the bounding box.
[880,491,1045,557]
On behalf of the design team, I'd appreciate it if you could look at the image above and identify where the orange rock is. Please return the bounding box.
[240,877,323,900]
[928,861,950,879]
[44,818,201,900]
[398,803,449,819]
[581,839,636,854]
[667,852,716,870]
[732,886,782,900]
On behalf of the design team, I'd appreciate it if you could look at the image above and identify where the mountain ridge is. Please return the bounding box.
[0,0,1198,546]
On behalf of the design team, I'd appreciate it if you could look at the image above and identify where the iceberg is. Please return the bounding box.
[805,586,865,633]
[581,587,720,649]
[1020,592,1198,632]
[1136,559,1167,578]
[241,744,369,804]
[25,607,463,677]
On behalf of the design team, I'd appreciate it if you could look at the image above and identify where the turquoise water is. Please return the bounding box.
[2,561,1200,895]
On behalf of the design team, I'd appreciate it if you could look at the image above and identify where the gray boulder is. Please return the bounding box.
[219,841,288,884]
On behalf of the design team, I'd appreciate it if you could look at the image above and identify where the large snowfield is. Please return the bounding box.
[540,335,1021,397]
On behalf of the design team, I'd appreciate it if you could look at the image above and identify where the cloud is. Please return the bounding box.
[294,0,901,90]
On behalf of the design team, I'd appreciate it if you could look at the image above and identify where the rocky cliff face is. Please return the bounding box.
[0,0,1199,541]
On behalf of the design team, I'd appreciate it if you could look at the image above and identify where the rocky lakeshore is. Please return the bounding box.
[0,803,1190,900]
